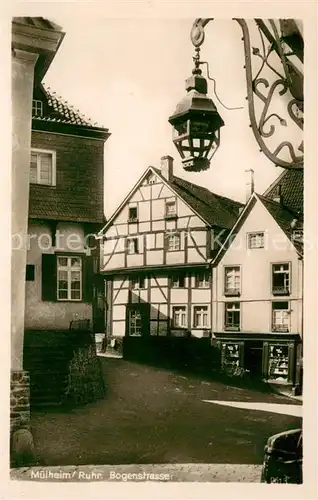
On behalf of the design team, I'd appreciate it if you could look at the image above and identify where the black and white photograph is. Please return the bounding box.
[6,3,317,497]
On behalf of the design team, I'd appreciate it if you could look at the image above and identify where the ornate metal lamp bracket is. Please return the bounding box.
[190,18,303,169]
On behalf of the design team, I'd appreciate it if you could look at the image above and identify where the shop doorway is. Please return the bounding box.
[244,341,263,377]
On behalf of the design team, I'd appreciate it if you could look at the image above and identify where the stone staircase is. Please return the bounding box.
[23,330,97,407]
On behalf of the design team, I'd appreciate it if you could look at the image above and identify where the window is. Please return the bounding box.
[194,271,210,288]
[127,238,139,254]
[128,206,138,222]
[30,149,56,186]
[225,302,240,330]
[268,345,289,381]
[147,173,156,184]
[172,306,187,328]
[247,232,264,249]
[171,273,185,288]
[131,276,145,289]
[224,266,240,295]
[165,200,177,218]
[272,263,290,295]
[26,264,35,281]
[128,309,142,336]
[57,256,82,301]
[165,232,181,251]
[32,99,43,117]
[272,302,289,332]
[193,306,209,328]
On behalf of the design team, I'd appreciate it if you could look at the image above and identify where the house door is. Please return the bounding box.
[244,341,263,377]
[126,304,150,337]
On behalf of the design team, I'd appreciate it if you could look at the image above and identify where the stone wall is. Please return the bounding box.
[10,370,30,432]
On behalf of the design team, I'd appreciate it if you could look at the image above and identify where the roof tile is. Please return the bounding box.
[33,85,104,128]
[152,167,244,230]
[263,168,303,215]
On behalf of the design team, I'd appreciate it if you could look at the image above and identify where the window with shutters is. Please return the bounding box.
[57,256,82,301]
[272,302,290,332]
[30,149,56,186]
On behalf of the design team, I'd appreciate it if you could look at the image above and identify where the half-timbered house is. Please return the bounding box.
[98,156,243,356]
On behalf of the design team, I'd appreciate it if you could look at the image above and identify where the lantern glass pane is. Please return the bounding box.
[190,120,212,136]
[174,121,188,137]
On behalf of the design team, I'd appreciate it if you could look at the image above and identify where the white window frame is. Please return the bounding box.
[30,148,56,186]
[247,232,265,249]
[194,271,210,288]
[127,237,139,254]
[128,309,142,336]
[225,302,240,330]
[165,199,177,217]
[166,232,181,251]
[172,305,187,328]
[272,262,291,294]
[171,273,186,288]
[192,305,210,328]
[57,256,82,302]
[131,276,146,290]
[272,302,290,332]
[224,266,241,295]
[32,99,43,117]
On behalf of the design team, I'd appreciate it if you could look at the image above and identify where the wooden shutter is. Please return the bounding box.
[41,254,57,301]
[83,255,94,303]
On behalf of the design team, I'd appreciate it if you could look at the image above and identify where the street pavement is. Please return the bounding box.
[27,358,302,468]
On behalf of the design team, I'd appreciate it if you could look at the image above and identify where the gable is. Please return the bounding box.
[102,168,207,238]
[218,198,298,267]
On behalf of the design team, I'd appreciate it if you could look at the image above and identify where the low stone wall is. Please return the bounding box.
[10,370,30,432]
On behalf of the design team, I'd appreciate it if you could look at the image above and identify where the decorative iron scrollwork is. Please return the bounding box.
[190,18,304,169]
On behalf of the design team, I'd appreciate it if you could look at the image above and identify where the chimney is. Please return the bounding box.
[245,169,255,202]
[273,184,283,204]
[160,155,174,181]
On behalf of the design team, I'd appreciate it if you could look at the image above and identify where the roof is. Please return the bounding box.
[258,195,303,255]
[153,168,244,230]
[212,192,303,264]
[99,165,244,237]
[28,195,105,224]
[33,85,105,129]
[13,17,63,31]
[12,18,65,84]
[263,168,303,215]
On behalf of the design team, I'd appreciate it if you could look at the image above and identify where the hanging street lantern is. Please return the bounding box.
[168,60,224,172]
[169,18,303,171]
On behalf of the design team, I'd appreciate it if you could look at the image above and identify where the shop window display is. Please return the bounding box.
[268,345,289,381]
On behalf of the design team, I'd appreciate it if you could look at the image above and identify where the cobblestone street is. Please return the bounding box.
[27,358,301,468]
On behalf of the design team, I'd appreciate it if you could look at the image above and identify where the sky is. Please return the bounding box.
[43,17,293,218]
